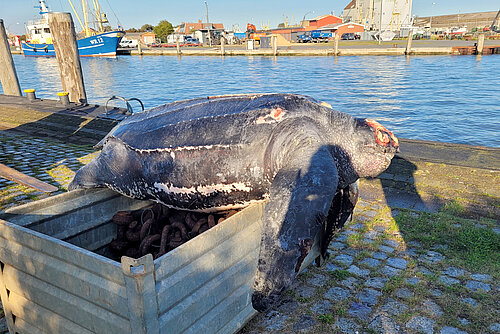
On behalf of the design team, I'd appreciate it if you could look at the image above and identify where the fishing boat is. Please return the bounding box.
[22,0,124,57]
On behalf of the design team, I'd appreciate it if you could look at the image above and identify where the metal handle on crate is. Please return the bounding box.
[105,95,145,115]
[121,254,154,277]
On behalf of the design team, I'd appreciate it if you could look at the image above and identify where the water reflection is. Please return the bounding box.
[85,58,115,101]
[6,54,500,147]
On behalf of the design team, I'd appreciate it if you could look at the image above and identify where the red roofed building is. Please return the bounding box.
[303,14,343,31]
[318,22,365,37]
[176,20,224,34]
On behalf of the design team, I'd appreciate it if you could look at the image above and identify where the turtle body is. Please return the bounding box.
[70,93,399,311]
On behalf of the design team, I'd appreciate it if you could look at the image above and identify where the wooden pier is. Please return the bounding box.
[0,94,126,145]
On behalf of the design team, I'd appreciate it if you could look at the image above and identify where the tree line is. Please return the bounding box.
[125,21,174,43]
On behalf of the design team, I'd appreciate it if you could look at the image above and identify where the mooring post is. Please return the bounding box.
[476,34,485,55]
[137,40,142,55]
[405,31,413,55]
[220,36,225,56]
[0,19,22,96]
[272,35,278,56]
[334,33,339,56]
[176,37,181,55]
[48,12,87,104]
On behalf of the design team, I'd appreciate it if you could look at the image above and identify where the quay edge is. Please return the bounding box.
[10,46,500,56]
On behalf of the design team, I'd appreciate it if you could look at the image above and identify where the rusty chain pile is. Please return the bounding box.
[109,203,238,259]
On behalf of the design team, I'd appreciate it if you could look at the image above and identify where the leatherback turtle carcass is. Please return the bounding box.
[69,93,399,311]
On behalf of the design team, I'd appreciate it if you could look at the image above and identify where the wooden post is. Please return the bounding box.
[476,34,485,55]
[176,38,181,55]
[220,36,225,56]
[137,41,142,55]
[48,13,87,104]
[272,35,278,56]
[405,31,413,55]
[334,33,339,56]
[0,19,22,96]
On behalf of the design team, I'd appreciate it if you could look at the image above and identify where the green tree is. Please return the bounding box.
[140,24,154,32]
[153,21,173,42]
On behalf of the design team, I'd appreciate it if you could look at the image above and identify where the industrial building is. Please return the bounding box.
[414,11,499,31]
[343,0,413,31]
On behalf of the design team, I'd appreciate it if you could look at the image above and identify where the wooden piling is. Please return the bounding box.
[176,38,181,55]
[334,34,339,56]
[272,35,277,56]
[0,19,22,96]
[476,34,485,55]
[405,31,413,55]
[220,36,225,56]
[48,13,87,104]
[137,41,142,55]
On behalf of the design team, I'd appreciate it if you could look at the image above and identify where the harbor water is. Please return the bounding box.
[6,54,500,147]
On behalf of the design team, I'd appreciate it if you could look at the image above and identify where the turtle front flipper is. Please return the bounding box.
[252,144,339,312]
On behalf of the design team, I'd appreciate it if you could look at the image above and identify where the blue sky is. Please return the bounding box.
[1,0,498,34]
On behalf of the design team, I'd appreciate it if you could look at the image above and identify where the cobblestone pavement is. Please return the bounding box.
[0,131,499,334]
[241,203,499,334]
[0,132,97,211]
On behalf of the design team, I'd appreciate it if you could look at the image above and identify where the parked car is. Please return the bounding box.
[119,39,138,48]
[341,33,356,40]
[184,38,201,46]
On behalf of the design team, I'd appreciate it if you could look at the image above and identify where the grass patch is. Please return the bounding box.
[329,269,351,281]
[382,276,405,294]
[395,211,500,278]
[440,201,466,216]
[296,297,310,303]
[347,232,364,246]
[354,250,371,262]
[317,313,334,324]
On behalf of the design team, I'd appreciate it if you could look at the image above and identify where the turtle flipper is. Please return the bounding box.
[252,145,338,312]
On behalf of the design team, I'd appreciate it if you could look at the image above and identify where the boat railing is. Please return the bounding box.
[27,19,48,27]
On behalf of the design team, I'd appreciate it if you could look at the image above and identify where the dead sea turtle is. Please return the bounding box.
[69,93,399,311]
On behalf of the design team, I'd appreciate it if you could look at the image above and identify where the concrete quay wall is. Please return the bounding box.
[127,47,460,56]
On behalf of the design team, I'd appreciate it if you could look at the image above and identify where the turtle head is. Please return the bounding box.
[350,118,399,177]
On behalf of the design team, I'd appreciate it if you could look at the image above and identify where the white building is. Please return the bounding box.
[343,0,413,31]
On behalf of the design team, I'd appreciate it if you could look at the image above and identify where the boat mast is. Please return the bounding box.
[81,0,91,37]
[67,0,85,33]
[379,0,383,44]
[92,0,104,32]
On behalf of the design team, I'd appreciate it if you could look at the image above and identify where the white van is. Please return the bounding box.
[119,39,138,48]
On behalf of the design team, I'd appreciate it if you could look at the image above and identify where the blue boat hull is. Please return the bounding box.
[22,30,124,57]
